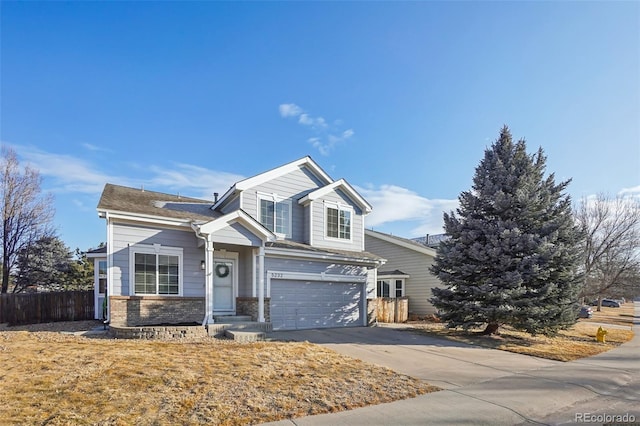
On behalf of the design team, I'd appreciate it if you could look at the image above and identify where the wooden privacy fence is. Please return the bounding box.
[375,297,409,323]
[0,290,94,325]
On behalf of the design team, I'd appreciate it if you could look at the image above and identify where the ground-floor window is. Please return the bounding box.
[130,244,183,295]
[377,279,404,298]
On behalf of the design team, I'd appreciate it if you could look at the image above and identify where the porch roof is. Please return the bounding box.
[266,240,385,265]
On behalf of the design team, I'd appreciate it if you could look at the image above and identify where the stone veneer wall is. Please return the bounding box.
[109,296,205,327]
[109,324,207,339]
[236,297,271,322]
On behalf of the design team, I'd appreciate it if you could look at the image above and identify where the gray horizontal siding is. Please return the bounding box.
[241,167,323,243]
[311,189,364,252]
[365,235,441,315]
[111,222,205,298]
[210,222,263,246]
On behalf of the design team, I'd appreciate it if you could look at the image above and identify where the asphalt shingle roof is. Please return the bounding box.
[97,183,218,222]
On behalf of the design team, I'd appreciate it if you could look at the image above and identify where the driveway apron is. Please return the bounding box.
[264,302,640,425]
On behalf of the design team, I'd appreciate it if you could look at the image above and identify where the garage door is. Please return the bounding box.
[270,280,364,330]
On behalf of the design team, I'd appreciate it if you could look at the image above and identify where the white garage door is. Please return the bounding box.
[270,280,364,330]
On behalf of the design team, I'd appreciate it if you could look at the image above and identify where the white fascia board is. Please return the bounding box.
[211,185,238,211]
[85,253,107,259]
[299,179,372,214]
[196,210,276,240]
[265,246,382,267]
[236,156,333,191]
[99,209,195,228]
[365,229,437,257]
[378,273,411,279]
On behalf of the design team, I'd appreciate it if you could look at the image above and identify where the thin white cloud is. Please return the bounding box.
[82,143,111,153]
[12,144,123,193]
[147,164,244,199]
[298,114,327,129]
[279,103,353,156]
[357,184,458,237]
[10,144,245,199]
[618,185,640,197]
[279,103,303,118]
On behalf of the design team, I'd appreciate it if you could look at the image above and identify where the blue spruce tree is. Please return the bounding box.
[430,126,583,336]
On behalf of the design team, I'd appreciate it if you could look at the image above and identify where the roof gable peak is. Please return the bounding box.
[213,156,333,209]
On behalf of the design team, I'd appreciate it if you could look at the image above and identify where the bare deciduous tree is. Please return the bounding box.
[575,193,640,309]
[1,146,54,293]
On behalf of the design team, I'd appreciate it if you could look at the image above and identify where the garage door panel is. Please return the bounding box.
[270,280,363,330]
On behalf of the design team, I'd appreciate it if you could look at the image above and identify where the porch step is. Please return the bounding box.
[213,315,253,323]
[207,321,272,337]
[224,329,266,342]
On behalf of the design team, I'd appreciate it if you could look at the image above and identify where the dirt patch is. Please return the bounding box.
[0,323,439,425]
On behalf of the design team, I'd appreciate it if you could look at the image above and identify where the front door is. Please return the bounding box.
[213,260,235,312]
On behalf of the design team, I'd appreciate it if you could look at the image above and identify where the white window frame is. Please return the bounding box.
[97,260,107,295]
[129,244,183,296]
[376,278,405,298]
[324,201,354,241]
[257,192,292,238]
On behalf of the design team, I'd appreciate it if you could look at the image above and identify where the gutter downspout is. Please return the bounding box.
[191,223,213,326]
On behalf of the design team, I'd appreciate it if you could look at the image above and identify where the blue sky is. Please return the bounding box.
[1,1,638,251]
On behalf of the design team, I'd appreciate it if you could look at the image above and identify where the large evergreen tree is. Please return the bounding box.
[15,235,72,292]
[430,126,583,336]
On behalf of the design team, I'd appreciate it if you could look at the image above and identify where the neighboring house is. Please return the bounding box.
[411,233,450,248]
[96,156,384,331]
[365,229,442,317]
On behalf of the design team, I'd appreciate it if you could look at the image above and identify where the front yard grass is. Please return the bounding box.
[408,303,635,362]
[0,325,438,426]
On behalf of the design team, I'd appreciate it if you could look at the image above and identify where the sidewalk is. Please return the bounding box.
[263,302,639,425]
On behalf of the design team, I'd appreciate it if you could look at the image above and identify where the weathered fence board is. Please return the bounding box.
[0,290,94,325]
[375,297,409,323]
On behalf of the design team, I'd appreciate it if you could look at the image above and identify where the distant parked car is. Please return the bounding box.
[578,306,593,318]
[590,299,621,308]
[601,299,621,308]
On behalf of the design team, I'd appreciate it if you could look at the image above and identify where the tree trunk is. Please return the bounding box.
[481,322,500,335]
[1,253,9,294]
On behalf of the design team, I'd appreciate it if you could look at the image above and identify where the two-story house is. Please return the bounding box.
[96,156,384,331]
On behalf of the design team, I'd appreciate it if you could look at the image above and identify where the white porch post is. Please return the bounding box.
[252,248,257,297]
[258,244,265,323]
[205,239,214,324]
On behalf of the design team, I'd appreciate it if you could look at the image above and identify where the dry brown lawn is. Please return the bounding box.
[407,303,635,362]
[581,302,636,327]
[0,322,438,426]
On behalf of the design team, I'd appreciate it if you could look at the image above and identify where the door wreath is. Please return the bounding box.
[215,263,230,278]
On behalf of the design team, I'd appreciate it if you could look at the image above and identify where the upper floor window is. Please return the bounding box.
[258,193,291,237]
[326,203,352,240]
[129,244,183,296]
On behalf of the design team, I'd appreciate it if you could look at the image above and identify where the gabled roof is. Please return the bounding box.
[193,209,276,241]
[378,269,410,277]
[86,246,107,257]
[97,183,217,222]
[365,229,438,257]
[298,178,372,214]
[212,156,333,210]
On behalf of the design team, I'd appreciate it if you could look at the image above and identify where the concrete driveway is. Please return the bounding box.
[264,302,640,425]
